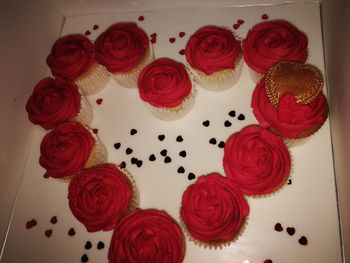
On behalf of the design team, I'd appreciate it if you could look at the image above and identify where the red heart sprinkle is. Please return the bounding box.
[274,223,283,232]
[26,219,37,229]
[262,14,269,20]
[92,128,98,134]
[96,98,103,105]
[151,33,157,38]
[50,216,57,224]
[287,227,296,236]
[85,30,91,36]
[169,37,176,43]
[45,229,53,237]
[119,161,126,169]
[138,16,144,21]
[68,228,76,236]
[237,19,244,25]
[150,38,156,44]
[93,25,99,30]
[233,24,239,30]
[179,32,186,38]
[179,49,185,55]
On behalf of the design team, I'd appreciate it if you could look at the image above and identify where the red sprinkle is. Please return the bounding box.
[179,49,185,55]
[138,16,144,21]
[92,128,98,134]
[68,228,76,236]
[169,37,176,43]
[96,98,103,105]
[179,32,186,38]
[43,173,50,179]
[233,24,239,30]
[50,216,58,224]
[151,33,157,38]
[264,260,273,263]
[93,25,99,30]
[26,219,37,229]
[119,161,126,169]
[237,19,244,25]
[150,38,157,44]
[45,229,53,237]
[262,14,269,20]
[85,30,91,36]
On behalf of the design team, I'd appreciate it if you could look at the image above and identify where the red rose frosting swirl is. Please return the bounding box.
[39,121,94,178]
[243,20,308,74]
[252,79,329,138]
[26,78,81,130]
[95,22,149,73]
[108,209,185,263]
[180,173,249,243]
[46,34,94,80]
[68,164,133,232]
[138,58,192,108]
[185,25,241,75]
[223,125,291,195]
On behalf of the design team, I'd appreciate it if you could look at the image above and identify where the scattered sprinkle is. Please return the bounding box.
[26,219,37,229]
[233,24,239,30]
[85,241,92,250]
[119,161,126,169]
[177,166,185,173]
[169,37,176,43]
[130,129,137,135]
[126,148,133,155]
[158,134,165,141]
[274,223,283,232]
[238,113,245,120]
[138,15,144,21]
[209,138,217,145]
[164,156,172,163]
[149,154,156,161]
[287,179,292,185]
[176,135,183,142]
[92,128,98,134]
[262,14,269,20]
[93,25,99,30]
[160,149,167,157]
[218,141,225,148]
[179,151,187,158]
[179,49,185,55]
[224,120,232,127]
[287,227,296,236]
[298,236,308,245]
[229,110,236,117]
[96,98,103,105]
[45,229,53,238]
[131,157,138,164]
[85,30,91,36]
[97,241,105,250]
[114,143,121,150]
[202,120,210,127]
[188,173,196,180]
[50,216,57,224]
[237,19,244,25]
[136,160,143,168]
[81,254,89,262]
[68,228,76,236]
[179,32,186,38]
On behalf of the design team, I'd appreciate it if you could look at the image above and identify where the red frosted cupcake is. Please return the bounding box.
[138,58,196,120]
[68,164,134,232]
[180,173,249,247]
[26,77,92,130]
[185,25,242,91]
[108,209,185,263]
[47,34,110,95]
[39,121,107,180]
[243,20,308,82]
[223,125,291,196]
[95,22,154,88]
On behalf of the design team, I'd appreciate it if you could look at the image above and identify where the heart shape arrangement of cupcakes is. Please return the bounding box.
[25,19,328,262]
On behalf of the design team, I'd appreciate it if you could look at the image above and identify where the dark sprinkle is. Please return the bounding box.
[126,148,133,155]
[84,241,92,250]
[131,157,138,164]
[209,138,217,145]
[160,149,167,156]
[130,129,137,135]
[176,135,183,142]
[274,223,283,232]
[202,120,210,127]
[287,227,296,236]
[224,120,232,127]
[136,160,143,167]
[113,143,121,150]
[164,156,172,163]
[179,151,187,158]
[264,260,273,263]
[287,179,292,185]
[158,134,165,141]
[298,236,308,245]
[238,113,245,120]
[97,241,105,250]
[68,228,76,236]
[188,173,196,180]
[149,154,156,161]
[177,166,185,173]
[229,110,236,117]
[218,141,225,148]
[119,161,126,169]
[81,254,89,262]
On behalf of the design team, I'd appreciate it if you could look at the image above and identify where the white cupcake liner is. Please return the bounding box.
[84,128,108,168]
[112,44,154,88]
[73,90,93,127]
[118,166,140,211]
[75,63,110,96]
[248,67,264,83]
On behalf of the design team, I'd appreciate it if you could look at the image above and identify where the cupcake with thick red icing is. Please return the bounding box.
[68,164,135,232]
[39,121,107,180]
[108,209,185,263]
[26,77,92,130]
[223,125,291,196]
[47,34,110,95]
[242,20,308,82]
[185,25,242,91]
[180,173,249,247]
[95,22,154,88]
[138,57,196,120]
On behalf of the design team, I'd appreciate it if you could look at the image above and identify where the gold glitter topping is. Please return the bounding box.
[265,61,324,107]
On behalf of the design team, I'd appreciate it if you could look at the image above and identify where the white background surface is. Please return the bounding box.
[0,2,342,263]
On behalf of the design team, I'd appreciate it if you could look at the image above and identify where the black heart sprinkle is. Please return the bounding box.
[298,236,308,245]
[149,154,156,161]
[287,179,292,185]
[177,166,185,173]
[158,134,165,141]
[238,113,245,120]
[218,141,225,148]
[209,138,217,145]
[164,156,172,163]
[274,223,283,232]
[119,161,126,169]
[179,151,186,158]
[202,120,210,127]
[97,241,105,250]
[81,254,89,262]
[136,160,143,167]
[126,148,133,155]
[287,227,295,236]
[113,143,121,150]
[188,173,196,180]
[160,149,167,156]
[131,157,138,164]
[84,241,92,250]
[229,110,236,117]
[224,120,232,127]
[130,129,137,135]
[176,135,183,142]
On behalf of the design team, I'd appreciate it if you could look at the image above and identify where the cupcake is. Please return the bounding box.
[180,173,249,248]
[223,125,291,196]
[185,25,242,91]
[108,209,185,263]
[26,77,92,130]
[39,121,107,180]
[46,34,110,95]
[242,20,308,82]
[68,164,134,232]
[95,22,154,88]
[138,58,196,121]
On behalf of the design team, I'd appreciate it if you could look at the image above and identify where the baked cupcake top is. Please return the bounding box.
[68,164,133,232]
[185,25,241,75]
[252,78,329,139]
[138,58,192,108]
[39,121,94,178]
[243,20,308,74]
[95,22,149,73]
[26,78,81,130]
[46,34,94,80]
[223,125,291,195]
[108,209,185,263]
[180,173,249,243]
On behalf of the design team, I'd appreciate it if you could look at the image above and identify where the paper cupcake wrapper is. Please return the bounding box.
[112,44,155,89]
[73,90,93,127]
[248,67,264,83]
[84,131,108,168]
[75,63,110,96]
[118,166,140,211]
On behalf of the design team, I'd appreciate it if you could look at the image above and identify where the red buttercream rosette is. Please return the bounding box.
[138,58,192,108]
[185,25,241,75]
[95,22,149,73]
[39,121,94,178]
[223,125,291,196]
[108,209,185,263]
[26,77,81,130]
[243,20,308,74]
[46,34,94,80]
[252,78,329,138]
[180,173,249,243]
[68,164,133,232]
